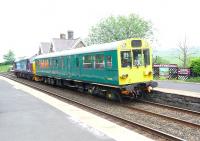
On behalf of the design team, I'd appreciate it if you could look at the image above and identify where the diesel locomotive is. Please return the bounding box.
[14,38,157,101]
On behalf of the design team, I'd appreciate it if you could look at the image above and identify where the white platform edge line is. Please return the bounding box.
[154,87,200,98]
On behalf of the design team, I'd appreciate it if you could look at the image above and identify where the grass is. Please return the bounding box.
[0,64,12,72]
[186,77,200,83]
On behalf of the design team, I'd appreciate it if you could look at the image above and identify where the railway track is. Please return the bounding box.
[122,104,200,129]
[138,99,200,116]
[0,73,190,141]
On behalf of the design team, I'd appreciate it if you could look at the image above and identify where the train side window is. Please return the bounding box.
[55,59,58,67]
[83,55,92,68]
[40,60,42,68]
[43,60,45,68]
[41,60,44,68]
[61,57,64,68]
[76,57,79,67]
[45,59,47,68]
[49,59,51,67]
[106,56,112,68]
[95,55,104,69]
[55,59,57,67]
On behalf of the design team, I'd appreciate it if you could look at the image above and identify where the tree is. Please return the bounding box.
[190,58,200,76]
[86,14,153,45]
[153,56,170,64]
[177,35,192,67]
[3,50,15,64]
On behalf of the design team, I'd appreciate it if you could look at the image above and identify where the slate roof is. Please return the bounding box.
[51,38,84,52]
[39,42,51,54]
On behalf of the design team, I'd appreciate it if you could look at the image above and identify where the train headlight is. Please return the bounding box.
[120,74,128,79]
[147,86,153,93]
[144,70,152,76]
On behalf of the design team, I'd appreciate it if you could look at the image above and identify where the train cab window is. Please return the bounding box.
[131,40,142,47]
[83,55,93,68]
[144,49,150,66]
[95,55,104,69]
[106,56,112,68]
[133,49,143,66]
[121,51,132,67]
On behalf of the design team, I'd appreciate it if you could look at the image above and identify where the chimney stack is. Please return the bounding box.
[68,30,74,40]
[60,33,66,39]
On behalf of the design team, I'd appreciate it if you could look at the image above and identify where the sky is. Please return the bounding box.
[0,0,200,62]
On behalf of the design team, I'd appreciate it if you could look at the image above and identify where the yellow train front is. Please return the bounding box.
[116,38,157,99]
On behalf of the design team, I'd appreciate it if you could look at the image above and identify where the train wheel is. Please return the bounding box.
[111,89,122,102]
[88,86,95,95]
[105,93,112,100]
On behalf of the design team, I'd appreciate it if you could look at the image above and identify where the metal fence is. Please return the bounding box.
[153,64,191,80]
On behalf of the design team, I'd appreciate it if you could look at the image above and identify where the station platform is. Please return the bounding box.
[155,80,200,98]
[0,76,152,141]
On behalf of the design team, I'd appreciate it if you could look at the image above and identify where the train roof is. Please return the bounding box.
[35,40,122,59]
[15,56,30,62]
[15,54,37,62]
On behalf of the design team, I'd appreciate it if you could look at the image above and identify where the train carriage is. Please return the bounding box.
[14,56,36,80]
[34,38,157,100]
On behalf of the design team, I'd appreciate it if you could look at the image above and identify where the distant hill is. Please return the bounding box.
[153,47,200,66]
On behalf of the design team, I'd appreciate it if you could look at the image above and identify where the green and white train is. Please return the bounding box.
[14,38,157,100]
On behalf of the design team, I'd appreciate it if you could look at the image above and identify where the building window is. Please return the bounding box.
[106,56,112,68]
[83,55,92,68]
[95,55,104,69]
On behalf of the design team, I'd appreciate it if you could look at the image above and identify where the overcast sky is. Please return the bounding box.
[0,0,200,62]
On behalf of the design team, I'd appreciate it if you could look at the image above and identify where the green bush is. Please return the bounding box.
[0,64,12,72]
[190,58,200,76]
[186,77,200,83]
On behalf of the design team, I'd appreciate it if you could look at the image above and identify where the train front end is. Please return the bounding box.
[117,38,157,98]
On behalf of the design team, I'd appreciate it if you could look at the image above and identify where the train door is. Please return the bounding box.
[60,56,65,77]
[74,55,80,78]
[67,56,71,78]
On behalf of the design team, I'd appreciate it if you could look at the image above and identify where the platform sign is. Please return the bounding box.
[153,64,191,80]
[178,68,190,80]
[153,64,178,79]
[178,68,190,75]
[153,64,178,68]
[159,67,169,76]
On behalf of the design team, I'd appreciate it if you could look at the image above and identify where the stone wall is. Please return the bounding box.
[145,90,200,112]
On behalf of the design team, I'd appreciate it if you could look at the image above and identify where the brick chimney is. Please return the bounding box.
[68,30,73,40]
[60,33,66,39]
